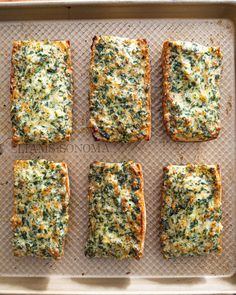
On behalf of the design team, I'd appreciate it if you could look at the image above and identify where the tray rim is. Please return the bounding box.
[0,0,235,7]
[0,0,235,288]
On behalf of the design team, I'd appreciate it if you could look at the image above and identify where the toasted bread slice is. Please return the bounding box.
[11,159,70,259]
[161,164,222,259]
[89,35,151,142]
[162,41,222,141]
[85,160,146,259]
[10,40,73,144]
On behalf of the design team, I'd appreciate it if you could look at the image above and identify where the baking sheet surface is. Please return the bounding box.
[0,19,235,277]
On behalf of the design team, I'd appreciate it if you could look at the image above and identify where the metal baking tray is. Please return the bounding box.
[0,0,236,293]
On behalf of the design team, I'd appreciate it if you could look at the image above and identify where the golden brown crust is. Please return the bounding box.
[89,36,151,142]
[10,40,73,145]
[10,42,19,146]
[162,41,171,141]
[63,40,73,143]
[162,41,221,142]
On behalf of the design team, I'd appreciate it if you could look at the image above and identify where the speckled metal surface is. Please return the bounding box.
[0,17,235,278]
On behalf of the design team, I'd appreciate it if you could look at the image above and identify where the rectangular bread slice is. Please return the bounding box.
[161,164,222,259]
[89,35,151,142]
[10,40,73,144]
[11,159,70,259]
[162,41,223,141]
[85,160,146,259]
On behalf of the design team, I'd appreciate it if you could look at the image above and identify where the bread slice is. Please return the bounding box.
[89,35,151,142]
[11,159,70,259]
[85,160,146,259]
[161,164,223,259]
[162,41,223,141]
[10,40,73,144]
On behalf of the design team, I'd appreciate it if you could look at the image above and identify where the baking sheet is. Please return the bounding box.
[0,18,235,277]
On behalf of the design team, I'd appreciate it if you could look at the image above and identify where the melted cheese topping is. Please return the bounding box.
[161,164,222,259]
[11,159,70,259]
[85,161,145,259]
[163,41,222,141]
[89,35,151,142]
[11,40,73,144]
